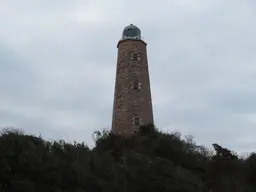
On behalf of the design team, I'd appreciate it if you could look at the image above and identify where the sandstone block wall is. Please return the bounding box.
[111,39,154,135]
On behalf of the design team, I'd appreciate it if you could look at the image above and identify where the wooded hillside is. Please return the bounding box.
[0,125,255,192]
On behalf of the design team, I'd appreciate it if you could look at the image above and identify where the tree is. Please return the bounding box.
[207,144,248,192]
[0,126,255,192]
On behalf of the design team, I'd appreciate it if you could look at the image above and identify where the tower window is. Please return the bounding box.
[131,53,140,61]
[134,117,140,125]
[132,116,142,125]
[133,54,138,60]
[134,82,138,89]
[132,81,142,90]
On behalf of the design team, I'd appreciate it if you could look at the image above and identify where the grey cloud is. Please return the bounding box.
[0,0,256,153]
[0,108,67,140]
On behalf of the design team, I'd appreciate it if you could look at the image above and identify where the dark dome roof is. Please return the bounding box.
[122,24,141,40]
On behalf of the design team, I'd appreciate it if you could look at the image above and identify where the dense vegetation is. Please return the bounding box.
[0,125,255,192]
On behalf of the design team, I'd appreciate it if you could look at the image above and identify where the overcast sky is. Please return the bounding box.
[0,0,255,153]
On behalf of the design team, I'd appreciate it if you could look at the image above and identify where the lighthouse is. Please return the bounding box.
[111,24,154,135]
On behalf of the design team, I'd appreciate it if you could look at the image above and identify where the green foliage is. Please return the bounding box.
[0,126,255,192]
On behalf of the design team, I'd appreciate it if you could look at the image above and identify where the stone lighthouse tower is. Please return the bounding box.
[111,24,154,135]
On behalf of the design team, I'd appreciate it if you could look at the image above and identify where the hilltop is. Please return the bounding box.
[0,125,255,192]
